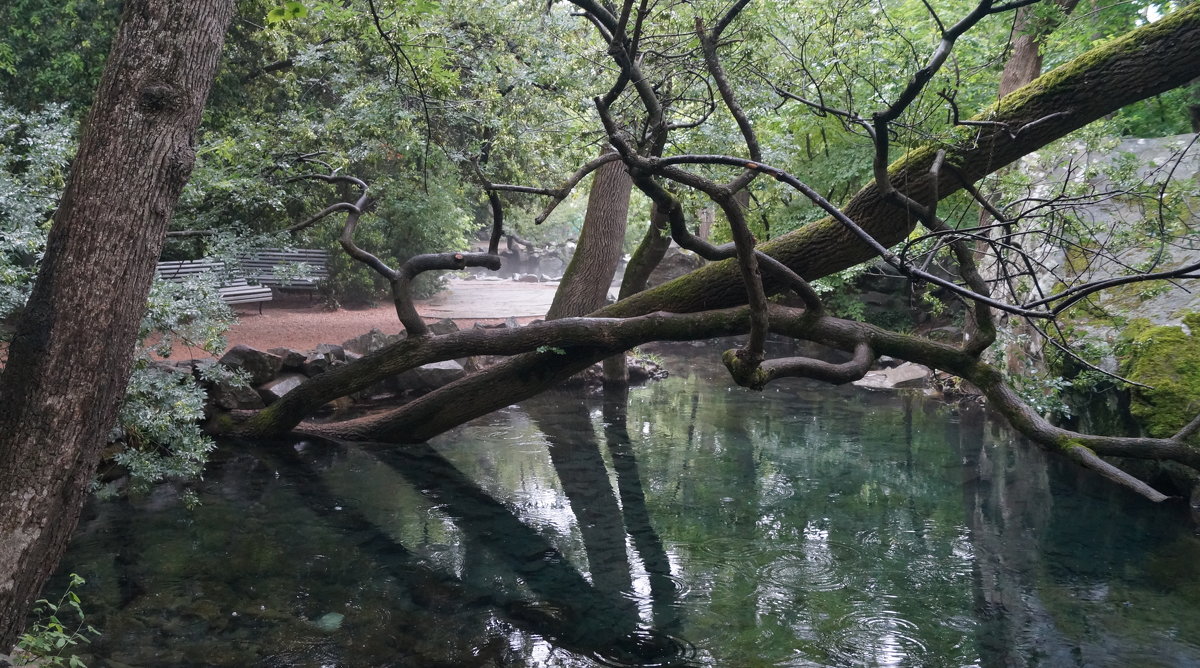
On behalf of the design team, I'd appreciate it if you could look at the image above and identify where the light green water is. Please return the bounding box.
[56,346,1200,666]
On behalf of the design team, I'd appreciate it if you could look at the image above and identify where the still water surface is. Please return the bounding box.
[59,346,1200,666]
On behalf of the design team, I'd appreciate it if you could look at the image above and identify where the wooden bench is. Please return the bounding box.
[239,249,331,295]
[155,260,273,313]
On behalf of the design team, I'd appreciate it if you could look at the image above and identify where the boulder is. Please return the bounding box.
[257,373,308,405]
[539,256,565,277]
[303,353,332,377]
[647,248,705,287]
[268,347,307,371]
[208,379,265,410]
[342,328,404,355]
[413,360,466,389]
[303,343,347,376]
[391,360,467,393]
[313,343,346,362]
[852,362,932,390]
[428,318,459,335]
[217,345,283,386]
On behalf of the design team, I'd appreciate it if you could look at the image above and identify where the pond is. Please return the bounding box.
[56,343,1200,666]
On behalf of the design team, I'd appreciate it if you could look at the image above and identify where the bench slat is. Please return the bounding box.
[155,260,272,310]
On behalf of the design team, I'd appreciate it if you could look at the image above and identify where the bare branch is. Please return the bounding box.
[393,252,502,336]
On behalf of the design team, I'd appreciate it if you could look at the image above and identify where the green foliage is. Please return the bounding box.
[266,1,309,24]
[811,266,870,321]
[15,573,100,668]
[109,276,240,496]
[0,0,119,112]
[0,99,74,317]
[0,95,230,497]
[1120,316,1200,438]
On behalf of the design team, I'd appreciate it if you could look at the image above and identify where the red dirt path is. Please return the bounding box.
[163,278,557,360]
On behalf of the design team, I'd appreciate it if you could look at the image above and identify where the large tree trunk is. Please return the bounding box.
[546,146,632,320]
[0,0,233,650]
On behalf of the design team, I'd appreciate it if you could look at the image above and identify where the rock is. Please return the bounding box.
[876,355,903,369]
[628,364,652,383]
[313,343,346,362]
[218,345,283,386]
[208,379,265,410]
[257,373,308,405]
[428,318,459,335]
[342,328,403,355]
[853,362,932,390]
[413,360,466,388]
[303,343,347,375]
[303,353,332,377]
[515,273,540,283]
[647,248,705,287]
[268,347,307,370]
[391,360,467,393]
[539,256,565,277]
[313,611,345,632]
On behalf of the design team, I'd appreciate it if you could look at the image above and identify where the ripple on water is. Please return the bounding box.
[825,607,928,666]
[590,628,699,668]
[693,536,781,570]
[618,571,692,604]
[757,550,851,594]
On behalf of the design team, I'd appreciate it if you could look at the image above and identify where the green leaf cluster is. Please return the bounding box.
[15,573,99,668]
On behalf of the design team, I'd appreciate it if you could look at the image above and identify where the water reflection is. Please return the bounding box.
[56,346,1200,666]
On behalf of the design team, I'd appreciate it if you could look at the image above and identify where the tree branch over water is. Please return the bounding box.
[221,1,1200,505]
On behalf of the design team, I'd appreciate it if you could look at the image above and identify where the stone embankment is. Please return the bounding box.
[161,319,666,417]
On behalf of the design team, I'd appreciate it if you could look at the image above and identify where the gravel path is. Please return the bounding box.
[163,278,557,360]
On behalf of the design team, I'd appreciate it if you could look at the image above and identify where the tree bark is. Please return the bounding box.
[546,146,632,320]
[999,6,1047,98]
[0,0,234,650]
[618,201,671,300]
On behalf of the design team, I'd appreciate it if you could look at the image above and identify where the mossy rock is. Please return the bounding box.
[1121,316,1200,437]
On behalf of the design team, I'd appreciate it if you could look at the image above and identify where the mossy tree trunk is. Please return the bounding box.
[0,0,234,650]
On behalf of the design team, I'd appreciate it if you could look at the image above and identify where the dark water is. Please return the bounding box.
[56,346,1200,666]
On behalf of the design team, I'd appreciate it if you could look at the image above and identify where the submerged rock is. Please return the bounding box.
[313,611,345,632]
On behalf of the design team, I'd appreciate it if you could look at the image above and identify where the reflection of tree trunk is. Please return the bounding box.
[956,411,1076,666]
[525,392,637,631]
[602,386,679,630]
[272,440,654,660]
